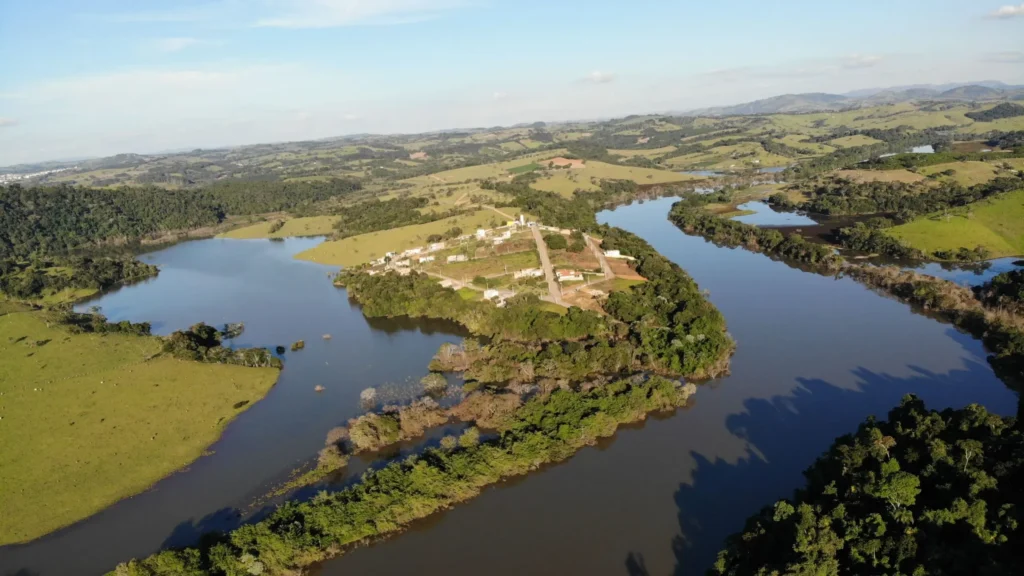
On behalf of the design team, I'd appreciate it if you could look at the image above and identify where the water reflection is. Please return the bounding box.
[730,201,817,227]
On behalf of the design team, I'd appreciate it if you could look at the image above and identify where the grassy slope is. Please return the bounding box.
[886,189,1024,258]
[829,134,884,148]
[294,209,509,267]
[836,169,927,184]
[918,161,1002,187]
[0,309,279,544]
[218,216,341,239]
[607,146,678,158]
[664,142,792,170]
[531,161,697,197]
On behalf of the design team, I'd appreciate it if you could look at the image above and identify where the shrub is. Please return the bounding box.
[421,373,448,394]
[459,427,480,449]
[544,233,568,250]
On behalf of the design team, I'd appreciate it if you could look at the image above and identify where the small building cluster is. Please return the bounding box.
[556,269,584,283]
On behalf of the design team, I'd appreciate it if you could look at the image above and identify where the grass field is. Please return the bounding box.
[837,169,927,184]
[218,216,341,239]
[531,161,696,197]
[429,249,540,279]
[294,209,510,267]
[828,135,884,148]
[401,151,565,185]
[886,189,1024,258]
[664,142,792,170]
[918,161,1002,187]
[607,146,678,158]
[0,309,279,544]
[777,135,835,156]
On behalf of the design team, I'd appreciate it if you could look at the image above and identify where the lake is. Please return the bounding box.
[730,201,818,227]
[0,237,468,576]
[1,206,1018,576]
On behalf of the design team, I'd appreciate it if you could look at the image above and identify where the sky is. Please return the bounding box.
[0,0,1023,166]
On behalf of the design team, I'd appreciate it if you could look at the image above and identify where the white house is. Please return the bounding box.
[556,269,584,282]
[492,239,504,246]
[514,268,544,279]
[419,256,435,264]
[403,247,424,257]
[392,259,411,268]
[439,279,454,288]
[447,254,468,263]
[429,242,446,252]
[385,251,397,258]
[475,228,487,240]
[604,249,622,258]
[483,289,500,300]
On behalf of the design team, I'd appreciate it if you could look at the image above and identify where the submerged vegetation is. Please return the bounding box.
[112,376,696,575]
[713,396,1024,575]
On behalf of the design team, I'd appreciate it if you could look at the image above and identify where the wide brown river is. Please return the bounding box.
[0,198,1017,576]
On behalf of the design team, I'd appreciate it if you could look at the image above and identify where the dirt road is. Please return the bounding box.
[586,234,614,281]
[531,226,566,306]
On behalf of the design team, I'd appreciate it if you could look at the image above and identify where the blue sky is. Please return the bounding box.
[1,0,1023,165]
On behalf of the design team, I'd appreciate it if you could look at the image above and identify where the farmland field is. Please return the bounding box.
[531,161,696,197]
[219,216,341,239]
[886,189,1024,258]
[828,134,884,148]
[918,161,1003,187]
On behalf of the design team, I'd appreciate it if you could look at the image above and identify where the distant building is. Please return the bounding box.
[604,249,621,258]
[391,259,411,268]
[409,151,429,160]
[447,254,468,263]
[429,242,446,252]
[403,247,423,256]
[395,267,412,276]
[483,289,500,300]
[556,270,584,282]
[419,256,435,264]
[475,228,487,240]
[492,239,504,246]
[439,279,454,288]
[385,251,397,258]
[514,268,544,279]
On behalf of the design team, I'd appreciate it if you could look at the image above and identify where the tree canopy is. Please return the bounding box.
[712,396,1024,576]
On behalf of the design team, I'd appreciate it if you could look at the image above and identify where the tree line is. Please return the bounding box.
[0,256,158,301]
[712,396,1024,575]
[0,179,362,260]
[111,376,696,576]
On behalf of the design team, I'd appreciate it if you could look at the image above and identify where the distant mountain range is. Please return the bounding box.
[683,81,1024,117]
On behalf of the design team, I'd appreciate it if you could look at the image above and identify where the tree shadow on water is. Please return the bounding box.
[671,359,1004,576]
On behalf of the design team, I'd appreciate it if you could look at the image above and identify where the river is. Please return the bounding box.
[1,204,1018,576]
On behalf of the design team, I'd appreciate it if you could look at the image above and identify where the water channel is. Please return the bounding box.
[1,202,1018,576]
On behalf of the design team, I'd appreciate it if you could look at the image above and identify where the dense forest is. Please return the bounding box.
[112,376,697,576]
[776,175,1024,220]
[712,396,1024,576]
[0,256,157,300]
[329,196,460,239]
[965,102,1024,122]
[0,179,361,259]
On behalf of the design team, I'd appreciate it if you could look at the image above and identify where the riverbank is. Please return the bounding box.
[111,376,697,576]
[0,305,280,545]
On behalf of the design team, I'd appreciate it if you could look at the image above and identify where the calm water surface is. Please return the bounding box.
[0,237,467,576]
[316,197,1017,576]
[730,201,818,227]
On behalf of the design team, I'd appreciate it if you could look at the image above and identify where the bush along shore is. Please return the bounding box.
[845,266,1024,391]
[111,376,697,575]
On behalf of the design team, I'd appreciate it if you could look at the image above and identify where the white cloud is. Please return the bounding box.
[990,3,1024,18]
[492,91,508,101]
[581,70,616,84]
[983,51,1024,63]
[841,54,883,69]
[0,118,17,128]
[153,37,206,53]
[253,0,467,28]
